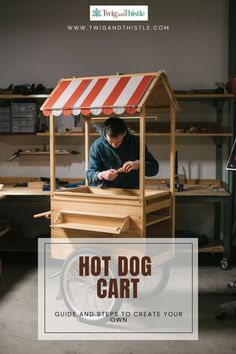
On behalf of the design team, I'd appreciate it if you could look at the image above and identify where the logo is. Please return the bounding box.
[90,5,148,22]
[92,8,102,17]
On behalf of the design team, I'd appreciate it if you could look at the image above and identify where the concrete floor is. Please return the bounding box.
[0,254,236,354]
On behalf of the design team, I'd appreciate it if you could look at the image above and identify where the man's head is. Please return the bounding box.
[104,117,127,148]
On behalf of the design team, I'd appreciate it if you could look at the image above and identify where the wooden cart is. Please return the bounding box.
[37,71,180,253]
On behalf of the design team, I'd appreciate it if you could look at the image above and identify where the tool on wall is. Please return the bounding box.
[7,147,80,161]
[8,149,22,161]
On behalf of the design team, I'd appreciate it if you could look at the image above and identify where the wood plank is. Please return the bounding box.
[144,190,170,200]
[140,107,146,238]
[52,195,141,206]
[0,94,49,99]
[146,199,170,213]
[20,151,72,155]
[176,133,232,137]
[139,107,145,202]
[56,72,160,82]
[198,244,224,253]
[119,216,130,233]
[138,72,161,108]
[84,118,90,186]
[86,186,140,196]
[1,183,229,197]
[90,115,159,122]
[176,185,230,197]
[27,181,45,189]
[0,177,83,184]
[53,210,131,233]
[53,192,139,200]
[146,215,170,226]
[145,178,220,186]
[161,76,181,111]
[0,187,50,196]
[52,222,127,234]
[175,93,234,99]
[35,132,233,137]
[60,209,129,219]
[0,177,220,185]
[33,211,51,219]
[37,132,98,136]
[50,113,56,194]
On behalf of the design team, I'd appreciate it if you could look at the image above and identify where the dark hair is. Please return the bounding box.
[103,117,127,137]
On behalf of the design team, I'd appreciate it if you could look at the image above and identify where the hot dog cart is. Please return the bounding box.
[38,71,180,255]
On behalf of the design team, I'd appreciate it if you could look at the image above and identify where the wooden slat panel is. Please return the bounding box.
[146,215,170,226]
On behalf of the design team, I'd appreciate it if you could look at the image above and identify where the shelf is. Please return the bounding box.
[147,133,232,137]
[36,132,232,137]
[52,210,130,234]
[198,241,224,253]
[0,93,234,101]
[0,133,37,135]
[175,133,232,137]
[37,132,98,137]
[175,93,234,100]
[0,94,49,99]
[19,151,79,156]
[18,150,80,157]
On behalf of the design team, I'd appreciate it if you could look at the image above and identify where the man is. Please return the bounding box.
[86,117,159,189]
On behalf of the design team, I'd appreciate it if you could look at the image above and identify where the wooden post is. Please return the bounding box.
[170,103,176,237]
[50,113,56,194]
[139,107,146,237]
[85,117,90,186]
[139,107,146,201]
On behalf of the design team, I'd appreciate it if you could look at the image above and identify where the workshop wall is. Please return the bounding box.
[0,0,229,180]
[0,0,228,89]
[0,0,230,242]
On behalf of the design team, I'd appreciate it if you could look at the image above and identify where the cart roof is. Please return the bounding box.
[41,71,179,117]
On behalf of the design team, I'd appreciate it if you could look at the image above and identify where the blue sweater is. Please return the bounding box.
[86,130,159,189]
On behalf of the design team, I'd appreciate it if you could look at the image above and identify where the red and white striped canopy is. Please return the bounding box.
[41,74,155,117]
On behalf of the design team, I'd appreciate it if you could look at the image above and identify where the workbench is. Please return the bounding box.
[145,182,232,265]
[0,183,50,252]
[0,180,232,266]
[0,185,50,197]
[176,185,232,268]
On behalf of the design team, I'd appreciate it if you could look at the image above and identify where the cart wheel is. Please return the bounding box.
[220,258,229,270]
[60,249,122,325]
[138,262,170,297]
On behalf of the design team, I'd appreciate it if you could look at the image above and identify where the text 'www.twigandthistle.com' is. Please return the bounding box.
[66,24,170,31]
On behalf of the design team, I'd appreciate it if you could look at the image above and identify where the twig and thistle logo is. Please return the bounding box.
[92,8,102,17]
[90,6,148,21]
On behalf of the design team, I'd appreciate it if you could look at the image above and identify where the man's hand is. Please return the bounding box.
[98,169,118,181]
[122,160,140,173]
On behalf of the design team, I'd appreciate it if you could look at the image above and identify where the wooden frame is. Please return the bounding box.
[41,71,179,257]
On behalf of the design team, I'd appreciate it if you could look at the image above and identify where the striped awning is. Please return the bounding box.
[41,74,154,117]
